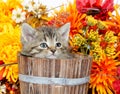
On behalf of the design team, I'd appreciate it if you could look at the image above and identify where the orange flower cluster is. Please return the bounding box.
[90,55,119,94]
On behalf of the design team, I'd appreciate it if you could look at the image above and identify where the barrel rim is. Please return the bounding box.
[18,53,92,60]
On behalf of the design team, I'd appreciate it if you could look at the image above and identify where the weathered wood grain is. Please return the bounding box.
[18,55,92,94]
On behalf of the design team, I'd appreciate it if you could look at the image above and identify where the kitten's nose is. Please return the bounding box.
[51,49,56,54]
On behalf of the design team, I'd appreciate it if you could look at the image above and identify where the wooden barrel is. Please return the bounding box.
[18,54,92,94]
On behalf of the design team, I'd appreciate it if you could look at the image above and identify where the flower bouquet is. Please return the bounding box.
[0,0,120,94]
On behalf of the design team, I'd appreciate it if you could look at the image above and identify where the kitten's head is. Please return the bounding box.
[21,23,71,58]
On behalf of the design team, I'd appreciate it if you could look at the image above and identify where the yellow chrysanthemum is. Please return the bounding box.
[102,31,118,58]
[87,30,100,42]
[0,0,22,20]
[90,42,104,61]
[3,64,18,82]
[105,45,116,57]
[86,16,97,26]
[104,31,117,43]
[0,0,22,82]
[72,34,86,46]
[0,25,21,64]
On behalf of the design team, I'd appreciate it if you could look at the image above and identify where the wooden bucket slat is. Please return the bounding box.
[18,55,92,94]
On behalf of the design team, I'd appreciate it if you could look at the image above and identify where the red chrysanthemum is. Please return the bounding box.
[113,80,120,94]
[76,0,114,20]
[117,66,120,77]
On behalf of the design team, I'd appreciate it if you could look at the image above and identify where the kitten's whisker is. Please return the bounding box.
[37,4,66,15]
[47,4,66,12]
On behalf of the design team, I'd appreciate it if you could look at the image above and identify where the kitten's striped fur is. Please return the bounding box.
[21,23,72,58]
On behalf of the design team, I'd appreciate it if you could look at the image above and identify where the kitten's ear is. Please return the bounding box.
[58,23,70,41]
[21,23,35,43]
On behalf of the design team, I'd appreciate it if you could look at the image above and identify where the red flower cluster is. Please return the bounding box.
[113,80,120,94]
[76,0,114,20]
[113,67,120,94]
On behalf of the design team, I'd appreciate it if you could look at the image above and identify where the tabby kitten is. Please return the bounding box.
[21,23,73,59]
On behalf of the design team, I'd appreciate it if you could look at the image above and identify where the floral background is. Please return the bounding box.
[0,0,120,94]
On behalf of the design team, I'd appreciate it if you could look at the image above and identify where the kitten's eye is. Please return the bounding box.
[40,43,48,48]
[56,42,61,48]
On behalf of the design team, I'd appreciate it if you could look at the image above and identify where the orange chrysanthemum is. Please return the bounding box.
[90,55,120,94]
[107,5,120,35]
